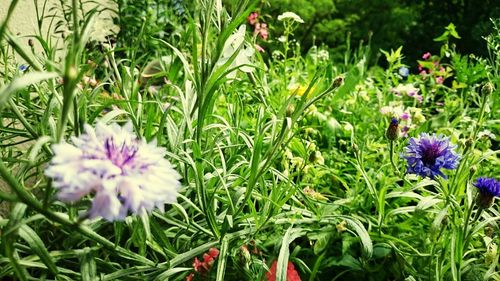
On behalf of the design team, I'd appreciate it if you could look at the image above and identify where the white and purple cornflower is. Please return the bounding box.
[45,121,181,221]
[403,133,460,179]
[474,177,500,208]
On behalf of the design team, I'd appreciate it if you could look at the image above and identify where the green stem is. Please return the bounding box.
[429,217,447,280]
[389,140,400,175]
[456,195,482,278]
[7,99,52,156]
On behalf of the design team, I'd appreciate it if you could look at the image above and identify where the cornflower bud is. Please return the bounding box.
[385,118,399,141]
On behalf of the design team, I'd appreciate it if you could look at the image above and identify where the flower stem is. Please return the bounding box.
[389,140,400,175]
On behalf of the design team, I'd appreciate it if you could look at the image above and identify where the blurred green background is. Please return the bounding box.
[112,0,500,68]
[260,0,500,65]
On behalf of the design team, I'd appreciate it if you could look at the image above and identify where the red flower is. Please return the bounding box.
[208,248,220,259]
[189,248,220,278]
[193,257,203,272]
[266,260,302,281]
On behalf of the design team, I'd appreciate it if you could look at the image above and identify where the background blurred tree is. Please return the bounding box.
[261,0,500,67]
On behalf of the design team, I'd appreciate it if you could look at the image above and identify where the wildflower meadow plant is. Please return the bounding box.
[0,1,498,280]
[403,133,460,179]
[45,121,181,221]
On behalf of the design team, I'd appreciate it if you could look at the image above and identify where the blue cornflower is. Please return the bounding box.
[403,133,460,179]
[19,65,28,72]
[398,67,409,78]
[474,177,500,208]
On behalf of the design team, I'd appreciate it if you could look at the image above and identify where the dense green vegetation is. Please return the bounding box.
[0,0,498,280]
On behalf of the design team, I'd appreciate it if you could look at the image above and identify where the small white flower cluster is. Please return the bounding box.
[45,121,181,221]
[277,12,304,23]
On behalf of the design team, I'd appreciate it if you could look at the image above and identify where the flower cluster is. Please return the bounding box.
[277,12,304,23]
[418,52,450,84]
[390,83,422,103]
[186,248,220,281]
[266,260,302,281]
[281,140,324,179]
[45,121,181,221]
[474,177,500,209]
[403,133,460,179]
[380,101,426,137]
[247,11,268,52]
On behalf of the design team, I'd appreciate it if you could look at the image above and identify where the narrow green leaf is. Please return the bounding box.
[341,216,373,259]
[216,236,230,281]
[276,227,305,281]
[18,224,58,275]
[0,72,59,106]
[79,248,96,281]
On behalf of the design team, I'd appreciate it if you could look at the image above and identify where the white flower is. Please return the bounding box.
[318,50,330,61]
[45,121,181,221]
[277,12,304,23]
[391,84,422,102]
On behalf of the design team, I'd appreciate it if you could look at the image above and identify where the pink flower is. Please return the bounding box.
[193,257,203,272]
[422,52,431,60]
[247,12,259,25]
[416,95,423,103]
[186,273,194,281]
[436,76,444,84]
[401,126,410,137]
[255,44,265,52]
[419,70,427,76]
[254,23,269,40]
[400,112,410,120]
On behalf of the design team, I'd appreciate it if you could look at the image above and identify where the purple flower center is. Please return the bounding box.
[104,138,138,168]
[421,144,440,166]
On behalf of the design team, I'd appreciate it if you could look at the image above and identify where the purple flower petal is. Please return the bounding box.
[402,133,460,179]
